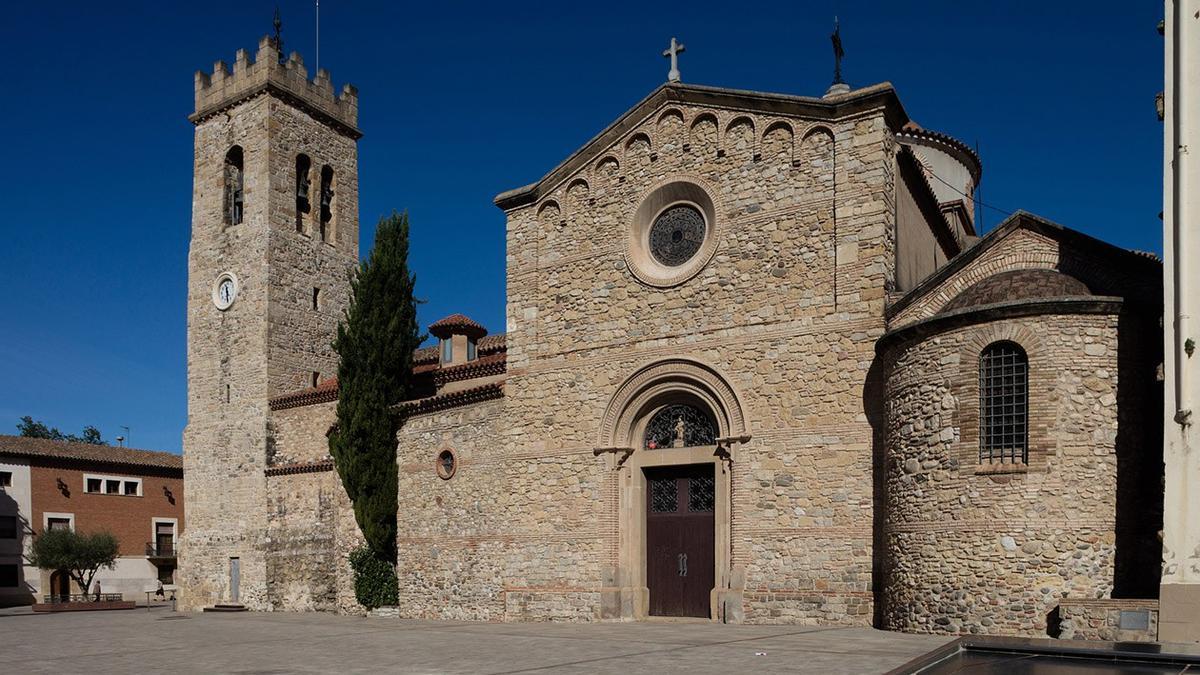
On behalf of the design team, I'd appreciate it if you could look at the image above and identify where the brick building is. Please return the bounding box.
[179,34,1163,638]
[0,435,184,606]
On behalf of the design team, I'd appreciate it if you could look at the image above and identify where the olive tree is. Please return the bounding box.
[28,529,119,600]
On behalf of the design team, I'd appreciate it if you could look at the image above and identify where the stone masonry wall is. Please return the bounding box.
[1056,598,1159,642]
[265,401,364,614]
[266,96,358,397]
[882,313,1123,636]
[395,399,516,620]
[180,93,275,611]
[468,100,898,623]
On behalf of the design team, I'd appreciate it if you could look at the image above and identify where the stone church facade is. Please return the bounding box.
[180,36,1163,637]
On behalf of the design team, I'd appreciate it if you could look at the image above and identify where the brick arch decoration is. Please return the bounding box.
[761,120,796,164]
[656,107,686,153]
[595,154,621,179]
[565,178,590,207]
[724,115,758,160]
[688,112,720,156]
[598,357,748,448]
[625,131,653,152]
[536,199,562,229]
[798,125,835,174]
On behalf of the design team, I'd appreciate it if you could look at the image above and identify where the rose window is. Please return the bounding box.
[648,205,706,267]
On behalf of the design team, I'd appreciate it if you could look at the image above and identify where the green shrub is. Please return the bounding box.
[349,545,398,609]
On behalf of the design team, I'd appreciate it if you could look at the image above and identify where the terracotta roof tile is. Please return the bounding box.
[411,332,506,365]
[477,334,506,353]
[896,122,982,182]
[0,435,182,472]
[428,314,488,339]
[264,459,334,476]
[270,377,340,410]
[432,352,506,386]
[402,382,504,415]
[271,333,509,410]
[270,326,508,408]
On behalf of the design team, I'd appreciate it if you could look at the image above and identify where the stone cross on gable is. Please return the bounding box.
[663,37,685,83]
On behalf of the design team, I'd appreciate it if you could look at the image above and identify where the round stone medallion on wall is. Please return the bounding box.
[625,179,719,287]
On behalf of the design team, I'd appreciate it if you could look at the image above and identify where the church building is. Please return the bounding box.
[179,34,1164,638]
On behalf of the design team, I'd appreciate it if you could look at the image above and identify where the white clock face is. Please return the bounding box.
[213,274,238,310]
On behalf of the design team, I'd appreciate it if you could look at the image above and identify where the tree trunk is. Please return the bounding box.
[74,569,94,601]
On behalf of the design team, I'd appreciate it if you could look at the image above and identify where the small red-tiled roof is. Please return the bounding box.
[264,459,334,477]
[0,434,182,472]
[428,314,488,340]
[402,382,504,415]
[412,345,440,365]
[270,377,340,410]
[414,332,506,365]
[432,351,507,386]
[897,120,982,183]
[270,331,509,411]
[478,333,506,352]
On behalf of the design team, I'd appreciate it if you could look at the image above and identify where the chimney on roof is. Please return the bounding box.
[428,314,487,367]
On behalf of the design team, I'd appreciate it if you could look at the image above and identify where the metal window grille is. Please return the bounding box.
[643,404,717,449]
[979,341,1029,464]
[650,478,677,512]
[688,475,714,512]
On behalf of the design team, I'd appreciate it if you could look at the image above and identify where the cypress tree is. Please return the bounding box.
[329,211,421,565]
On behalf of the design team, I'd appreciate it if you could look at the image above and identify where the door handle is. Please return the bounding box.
[678,553,688,577]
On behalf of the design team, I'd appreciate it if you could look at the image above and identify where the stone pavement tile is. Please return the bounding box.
[1,610,951,675]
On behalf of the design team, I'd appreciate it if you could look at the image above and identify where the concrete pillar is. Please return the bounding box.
[1161,0,1200,643]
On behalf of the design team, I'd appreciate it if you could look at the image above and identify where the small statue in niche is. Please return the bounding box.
[673,416,686,448]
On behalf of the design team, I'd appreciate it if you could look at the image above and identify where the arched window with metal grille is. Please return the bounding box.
[978,341,1029,464]
[643,403,717,449]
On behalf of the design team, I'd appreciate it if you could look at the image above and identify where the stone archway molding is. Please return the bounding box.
[598,358,747,449]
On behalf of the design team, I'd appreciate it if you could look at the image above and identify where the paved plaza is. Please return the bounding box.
[1,607,950,674]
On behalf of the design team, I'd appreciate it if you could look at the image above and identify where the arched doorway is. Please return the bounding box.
[597,359,749,622]
[642,402,718,617]
[49,569,70,602]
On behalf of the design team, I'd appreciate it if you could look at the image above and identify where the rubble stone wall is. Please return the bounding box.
[882,313,1123,636]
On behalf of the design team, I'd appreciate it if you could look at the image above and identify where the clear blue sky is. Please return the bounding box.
[0,1,1164,453]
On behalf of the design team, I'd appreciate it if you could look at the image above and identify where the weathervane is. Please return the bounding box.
[663,37,686,83]
[825,18,850,97]
[831,17,845,85]
[273,7,285,64]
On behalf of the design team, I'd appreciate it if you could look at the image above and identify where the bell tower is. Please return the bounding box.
[178,34,360,610]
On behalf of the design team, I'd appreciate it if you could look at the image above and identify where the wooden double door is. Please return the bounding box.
[645,463,715,618]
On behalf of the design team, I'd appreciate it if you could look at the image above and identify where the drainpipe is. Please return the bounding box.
[1172,0,1197,427]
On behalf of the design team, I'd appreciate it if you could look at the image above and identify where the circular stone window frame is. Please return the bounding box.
[625,178,720,288]
[211,272,240,311]
[435,448,457,480]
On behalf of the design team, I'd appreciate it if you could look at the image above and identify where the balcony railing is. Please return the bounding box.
[145,542,176,558]
[43,593,124,604]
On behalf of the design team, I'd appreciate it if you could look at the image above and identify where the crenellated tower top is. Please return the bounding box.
[190,36,360,139]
